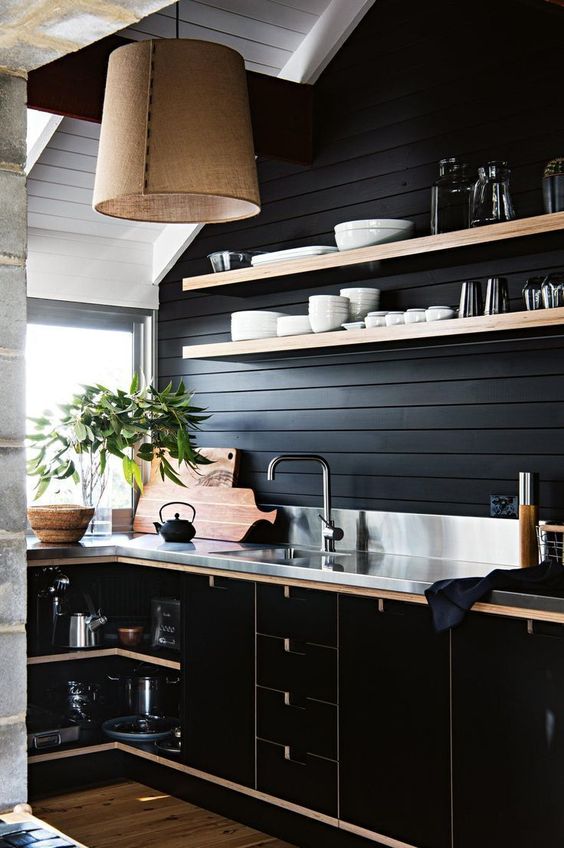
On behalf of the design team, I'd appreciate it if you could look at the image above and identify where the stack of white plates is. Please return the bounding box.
[251,246,338,266]
[309,295,350,333]
[231,311,285,341]
[334,219,414,250]
[340,287,381,320]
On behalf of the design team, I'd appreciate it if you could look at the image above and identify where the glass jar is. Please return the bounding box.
[471,160,516,227]
[431,157,473,234]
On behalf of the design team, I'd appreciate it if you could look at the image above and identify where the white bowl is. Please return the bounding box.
[231,310,285,320]
[341,322,365,330]
[309,295,350,306]
[310,313,346,333]
[426,306,455,321]
[334,219,414,251]
[277,315,312,337]
[340,287,380,320]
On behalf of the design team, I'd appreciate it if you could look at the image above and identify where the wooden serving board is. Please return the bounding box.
[135,486,277,542]
[133,447,239,534]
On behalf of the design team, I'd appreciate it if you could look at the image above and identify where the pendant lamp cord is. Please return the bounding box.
[175,2,180,38]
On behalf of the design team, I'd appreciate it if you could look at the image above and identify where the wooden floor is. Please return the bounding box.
[32,780,295,848]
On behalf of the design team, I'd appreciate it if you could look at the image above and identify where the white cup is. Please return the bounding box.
[405,308,427,324]
[385,311,405,326]
[426,305,455,321]
[365,314,387,328]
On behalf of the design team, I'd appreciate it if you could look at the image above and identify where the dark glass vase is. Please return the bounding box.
[471,161,516,227]
[431,157,473,234]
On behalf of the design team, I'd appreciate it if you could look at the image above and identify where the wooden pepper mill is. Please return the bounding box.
[519,471,539,568]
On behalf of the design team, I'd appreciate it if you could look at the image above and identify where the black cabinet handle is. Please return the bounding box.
[526,619,564,639]
[208,575,229,590]
[283,585,306,601]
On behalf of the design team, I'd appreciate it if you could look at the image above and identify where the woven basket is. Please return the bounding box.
[27,504,95,543]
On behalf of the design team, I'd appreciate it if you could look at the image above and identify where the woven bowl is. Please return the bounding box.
[27,503,95,543]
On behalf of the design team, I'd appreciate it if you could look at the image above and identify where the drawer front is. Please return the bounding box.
[257,634,337,703]
[257,739,338,817]
[257,583,337,647]
[257,685,337,761]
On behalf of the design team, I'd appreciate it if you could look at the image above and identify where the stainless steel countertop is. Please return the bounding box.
[26,533,564,617]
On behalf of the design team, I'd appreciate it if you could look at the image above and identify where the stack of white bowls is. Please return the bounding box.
[231,311,285,341]
[334,219,414,250]
[309,295,350,333]
[277,315,312,337]
[340,287,380,320]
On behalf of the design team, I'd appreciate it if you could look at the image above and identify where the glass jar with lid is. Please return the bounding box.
[431,157,474,234]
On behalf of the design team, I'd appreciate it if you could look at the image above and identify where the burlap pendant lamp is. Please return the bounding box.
[93,39,261,223]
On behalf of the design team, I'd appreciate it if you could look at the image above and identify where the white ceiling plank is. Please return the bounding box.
[269,0,330,15]
[175,2,304,51]
[278,0,376,83]
[26,110,64,174]
[29,163,96,190]
[174,0,317,34]
[28,177,95,206]
[152,223,204,285]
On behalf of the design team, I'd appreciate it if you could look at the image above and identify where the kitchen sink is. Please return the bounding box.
[209,546,351,565]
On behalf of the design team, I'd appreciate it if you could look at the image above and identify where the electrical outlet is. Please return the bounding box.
[490,494,518,518]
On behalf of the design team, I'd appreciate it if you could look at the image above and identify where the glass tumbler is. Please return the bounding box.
[431,157,473,234]
[541,273,564,308]
[522,277,544,310]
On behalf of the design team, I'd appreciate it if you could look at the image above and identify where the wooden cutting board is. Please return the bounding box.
[133,447,239,534]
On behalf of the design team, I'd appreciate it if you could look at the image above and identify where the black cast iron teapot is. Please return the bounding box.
[154,501,197,543]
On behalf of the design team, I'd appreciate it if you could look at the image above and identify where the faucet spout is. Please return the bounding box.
[266,454,343,552]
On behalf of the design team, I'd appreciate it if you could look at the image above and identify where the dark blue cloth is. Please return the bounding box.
[425,560,564,632]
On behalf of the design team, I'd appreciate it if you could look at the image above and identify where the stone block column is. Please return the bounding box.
[0,69,28,810]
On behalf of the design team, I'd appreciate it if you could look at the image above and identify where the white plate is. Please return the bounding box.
[251,246,338,266]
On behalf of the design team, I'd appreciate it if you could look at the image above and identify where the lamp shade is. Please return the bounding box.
[93,39,261,223]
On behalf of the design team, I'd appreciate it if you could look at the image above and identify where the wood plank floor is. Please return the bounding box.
[32,781,295,848]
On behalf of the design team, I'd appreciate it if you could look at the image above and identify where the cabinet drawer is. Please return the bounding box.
[257,583,337,647]
[257,634,337,703]
[257,739,337,817]
[257,686,337,761]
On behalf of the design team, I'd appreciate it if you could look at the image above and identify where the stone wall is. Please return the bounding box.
[0,69,28,810]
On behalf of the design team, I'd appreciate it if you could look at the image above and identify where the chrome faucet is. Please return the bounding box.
[267,454,344,553]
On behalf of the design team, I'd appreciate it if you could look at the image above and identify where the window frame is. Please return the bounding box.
[26,297,156,531]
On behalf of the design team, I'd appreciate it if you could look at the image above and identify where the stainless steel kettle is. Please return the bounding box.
[54,593,107,649]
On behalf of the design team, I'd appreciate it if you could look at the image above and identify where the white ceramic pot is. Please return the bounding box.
[310,313,346,333]
[426,306,456,321]
[385,311,405,326]
[404,308,427,324]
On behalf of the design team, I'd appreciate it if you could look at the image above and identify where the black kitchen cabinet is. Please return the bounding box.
[452,613,564,848]
[183,574,255,786]
[339,596,451,848]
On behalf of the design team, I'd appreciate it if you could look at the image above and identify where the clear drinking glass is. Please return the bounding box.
[431,157,473,234]
[471,161,516,227]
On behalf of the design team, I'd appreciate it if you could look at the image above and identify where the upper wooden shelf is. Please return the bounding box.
[182,212,564,293]
[183,307,564,359]
[27,646,181,670]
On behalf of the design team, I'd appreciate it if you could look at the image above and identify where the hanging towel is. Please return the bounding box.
[425,560,564,632]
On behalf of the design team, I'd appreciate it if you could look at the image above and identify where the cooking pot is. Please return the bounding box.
[107,665,180,717]
[154,501,196,543]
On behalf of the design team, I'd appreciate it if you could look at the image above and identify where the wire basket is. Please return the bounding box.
[536,524,564,566]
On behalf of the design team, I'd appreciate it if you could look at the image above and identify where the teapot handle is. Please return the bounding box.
[159,501,196,523]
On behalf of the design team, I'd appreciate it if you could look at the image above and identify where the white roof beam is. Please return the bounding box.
[152,223,204,286]
[26,110,64,174]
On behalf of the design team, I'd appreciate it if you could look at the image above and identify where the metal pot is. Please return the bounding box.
[107,666,180,717]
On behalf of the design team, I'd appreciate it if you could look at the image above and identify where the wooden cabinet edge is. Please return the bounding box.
[28,742,117,764]
[27,647,181,670]
[339,820,419,848]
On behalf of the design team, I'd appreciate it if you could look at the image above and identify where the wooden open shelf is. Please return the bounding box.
[183,306,564,360]
[27,647,181,670]
[182,212,564,292]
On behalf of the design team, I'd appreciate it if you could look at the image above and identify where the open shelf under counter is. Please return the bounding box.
[181,212,564,293]
[27,646,181,670]
[183,306,564,360]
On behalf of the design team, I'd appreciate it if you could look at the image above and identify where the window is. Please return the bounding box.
[26,299,154,529]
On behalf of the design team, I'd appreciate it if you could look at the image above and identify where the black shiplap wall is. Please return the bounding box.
[159,0,564,519]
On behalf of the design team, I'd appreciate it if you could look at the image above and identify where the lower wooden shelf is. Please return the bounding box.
[27,647,181,670]
[182,307,564,359]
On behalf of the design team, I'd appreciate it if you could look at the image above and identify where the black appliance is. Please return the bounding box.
[151,597,181,652]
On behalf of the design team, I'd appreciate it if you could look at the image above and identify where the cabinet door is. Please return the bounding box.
[452,613,564,848]
[340,596,451,848]
[183,574,255,786]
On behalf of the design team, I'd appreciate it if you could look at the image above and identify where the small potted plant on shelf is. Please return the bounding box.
[27,375,209,541]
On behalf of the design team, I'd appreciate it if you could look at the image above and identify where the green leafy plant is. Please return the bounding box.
[27,375,210,500]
